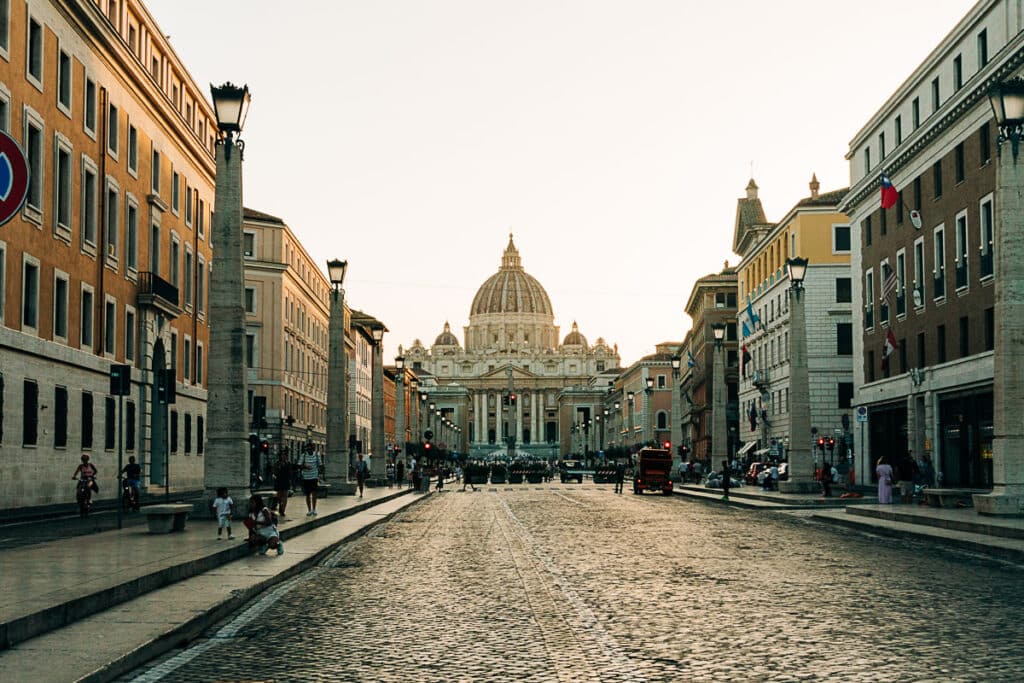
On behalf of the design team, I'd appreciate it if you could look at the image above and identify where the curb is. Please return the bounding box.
[671,487,841,510]
[77,490,431,683]
[0,489,412,651]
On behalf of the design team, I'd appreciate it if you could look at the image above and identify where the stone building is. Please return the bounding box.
[0,0,216,508]
[840,0,1018,488]
[734,177,853,466]
[405,235,620,459]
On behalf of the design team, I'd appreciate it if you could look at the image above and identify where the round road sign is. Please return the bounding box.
[0,130,29,227]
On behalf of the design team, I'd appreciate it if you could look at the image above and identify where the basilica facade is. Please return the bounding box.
[405,236,621,458]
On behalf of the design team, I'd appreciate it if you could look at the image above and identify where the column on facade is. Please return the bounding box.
[516,391,524,445]
[531,392,538,444]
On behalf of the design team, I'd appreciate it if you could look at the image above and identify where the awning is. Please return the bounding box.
[753,448,772,457]
[737,441,756,456]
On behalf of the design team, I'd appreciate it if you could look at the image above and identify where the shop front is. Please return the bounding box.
[938,389,993,489]
[868,402,907,481]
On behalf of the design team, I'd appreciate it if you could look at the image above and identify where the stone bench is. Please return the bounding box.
[923,488,989,508]
[142,504,193,534]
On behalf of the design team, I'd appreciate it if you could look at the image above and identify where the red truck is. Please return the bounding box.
[633,447,674,495]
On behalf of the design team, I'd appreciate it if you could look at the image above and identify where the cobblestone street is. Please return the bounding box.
[124,487,1024,682]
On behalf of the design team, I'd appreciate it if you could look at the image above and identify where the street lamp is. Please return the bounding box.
[711,323,727,473]
[325,259,349,489]
[394,354,405,467]
[670,355,682,477]
[205,82,252,504]
[644,377,655,445]
[626,391,635,451]
[779,257,815,493]
[370,324,386,481]
[975,78,1024,514]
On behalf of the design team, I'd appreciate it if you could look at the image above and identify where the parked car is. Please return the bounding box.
[559,460,584,483]
[745,462,769,486]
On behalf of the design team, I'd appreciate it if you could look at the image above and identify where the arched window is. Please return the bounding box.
[656,410,668,430]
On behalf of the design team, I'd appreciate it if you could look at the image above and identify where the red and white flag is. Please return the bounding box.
[883,329,898,358]
[880,174,899,210]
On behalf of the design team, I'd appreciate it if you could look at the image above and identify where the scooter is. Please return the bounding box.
[121,477,140,511]
[76,478,93,517]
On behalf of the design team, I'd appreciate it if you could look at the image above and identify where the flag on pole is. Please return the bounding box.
[880,174,899,210]
[741,343,752,377]
[741,320,751,339]
[745,297,761,331]
[686,349,698,369]
[883,329,898,358]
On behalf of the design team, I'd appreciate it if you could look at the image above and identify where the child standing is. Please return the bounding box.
[212,487,234,540]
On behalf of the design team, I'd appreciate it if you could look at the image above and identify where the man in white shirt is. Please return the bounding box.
[298,442,321,516]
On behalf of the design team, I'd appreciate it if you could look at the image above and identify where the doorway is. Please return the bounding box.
[150,340,167,485]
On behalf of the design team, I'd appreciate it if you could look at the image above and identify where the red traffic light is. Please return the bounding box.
[510,393,516,404]
[424,442,432,450]
[663,441,671,449]
[260,440,269,452]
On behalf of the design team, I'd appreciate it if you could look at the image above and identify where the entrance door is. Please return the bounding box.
[150,340,167,485]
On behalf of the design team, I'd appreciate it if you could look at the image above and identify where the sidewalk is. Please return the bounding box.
[0,483,418,653]
[673,482,1024,561]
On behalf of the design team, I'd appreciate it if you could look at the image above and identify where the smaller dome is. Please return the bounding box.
[434,321,461,348]
[562,321,588,349]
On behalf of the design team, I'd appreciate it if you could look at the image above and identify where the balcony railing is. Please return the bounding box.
[137,271,181,317]
[896,291,906,317]
[980,249,994,279]
[751,369,770,387]
[933,271,945,299]
[864,305,874,330]
[955,262,968,290]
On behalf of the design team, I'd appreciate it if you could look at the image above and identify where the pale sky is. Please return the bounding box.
[146,0,976,366]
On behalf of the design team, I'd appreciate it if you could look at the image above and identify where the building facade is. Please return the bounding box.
[241,208,330,475]
[0,0,216,508]
[405,235,621,459]
[735,177,853,467]
[841,0,1018,488]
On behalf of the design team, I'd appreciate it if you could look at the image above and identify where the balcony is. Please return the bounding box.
[751,369,770,389]
[137,271,181,318]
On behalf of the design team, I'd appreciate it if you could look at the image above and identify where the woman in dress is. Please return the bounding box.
[876,456,894,505]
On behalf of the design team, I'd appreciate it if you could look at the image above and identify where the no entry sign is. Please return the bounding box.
[0,130,30,227]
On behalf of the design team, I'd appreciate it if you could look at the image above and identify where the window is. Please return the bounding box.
[54,138,72,235]
[880,260,891,325]
[197,256,206,315]
[878,132,885,161]
[53,271,68,339]
[980,194,994,279]
[149,223,160,275]
[913,238,925,309]
[25,115,43,214]
[27,18,43,86]
[105,183,119,261]
[896,249,907,317]
[836,277,851,303]
[959,315,969,358]
[912,97,920,129]
[913,176,922,210]
[978,28,988,68]
[58,49,72,112]
[955,212,969,290]
[198,199,205,237]
[937,324,947,363]
[82,159,98,246]
[246,333,256,367]
[244,286,256,313]
[184,249,194,308]
[170,410,178,452]
[21,256,39,331]
[954,142,965,183]
[170,236,180,287]
[185,414,192,454]
[196,341,204,384]
[81,392,93,449]
[243,232,255,258]
[899,337,908,373]
[863,215,872,247]
[127,125,138,174]
[197,416,204,454]
[932,161,942,198]
[838,382,854,409]
[837,323,853,356]
[980,122,991,165]
[171,172,179,214]
[54,386,68,448]
[953,54,963,90]
[984,307,994,351]
[170,330,177,373]
[104,298,115,355]
[84,78,97,135]
[23,380,37,445]
[151,148,160,194]
[833,224,850,252]
[81,285,94,348]
[107,103,118,157]
[863,147,871,174]
[0,88,8,132]
[126,198,138,271]
[895,115,902,145]
[184,183,192,225]
[880,210,887,236]
[105,396,115,449]
[934,225,946,299]
[125,307,135,360]
[931,77,940,112]
[917,332,926,368]
[864,269,875,330]
[126,401,135,450]
[0,0,9,55]
[183,336,191,381]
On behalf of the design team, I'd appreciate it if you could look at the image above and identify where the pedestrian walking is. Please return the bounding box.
[876,456,895,505]
[720,460,731,501]
[212,487,234,540]
[436,466,445,491]
[462,464,477,492]
[272,448,292,518]
[896,452,919,503]
[396,459,405,488]
[819,462,833,498]
[245,494,283,556]
[614,461,625,494]
[410,456,419,489]
[298,442,321,516]
[355,453,369,497]
[386,461,396,488]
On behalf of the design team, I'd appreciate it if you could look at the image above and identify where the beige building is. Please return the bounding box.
[0,0,216,508]
[241,208,330,473]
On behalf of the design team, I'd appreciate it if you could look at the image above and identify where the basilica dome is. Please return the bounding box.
[470,234,553,317]
[433,321,460,347]
[561,321,588,348]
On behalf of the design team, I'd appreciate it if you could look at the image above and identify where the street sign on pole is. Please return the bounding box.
[856,406,868,423]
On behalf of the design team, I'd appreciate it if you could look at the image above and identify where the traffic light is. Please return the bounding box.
[827,437,835,452]
[423,442,432,452]
[678,444,689,457]
[663,441,671,450]
[260,440,270,455]
[502,394,509,406]
[510,393,516,405]
[817,437,826,453]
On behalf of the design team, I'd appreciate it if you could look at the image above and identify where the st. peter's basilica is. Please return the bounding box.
[405,235,621,458]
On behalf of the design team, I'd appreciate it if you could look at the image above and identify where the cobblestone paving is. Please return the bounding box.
[124,486,1024,682]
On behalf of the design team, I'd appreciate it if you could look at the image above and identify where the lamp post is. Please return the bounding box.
[670,355,682,478]
[595,414,603,454]
[644,376,655,446]
[614,400,621,454]
[370,324,385,481]
[394,354,405,469]
[711,323,728,473]
[205,82,252,505]
[626,391,635,452]
[408,379,418,465]
[325,259,350,489]
[975,80,1024,514]
[779,257,816,493]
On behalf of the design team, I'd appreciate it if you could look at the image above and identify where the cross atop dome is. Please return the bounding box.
[501,233,522,270]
